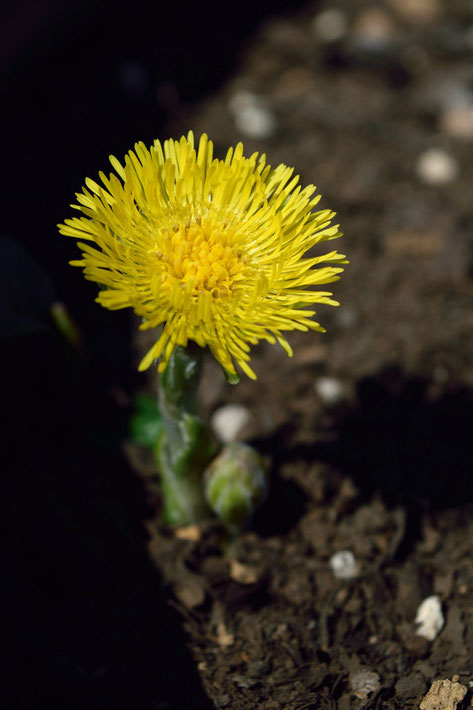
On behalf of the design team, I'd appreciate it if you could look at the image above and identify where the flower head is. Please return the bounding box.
[59,132,346,380]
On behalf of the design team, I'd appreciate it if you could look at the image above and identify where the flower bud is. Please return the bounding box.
[204,442,268,530]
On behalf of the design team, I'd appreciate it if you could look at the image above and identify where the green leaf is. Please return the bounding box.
[129,393,164,448]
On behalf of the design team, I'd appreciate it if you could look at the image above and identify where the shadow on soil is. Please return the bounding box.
[253,366,473,537]
[327,366,473,510]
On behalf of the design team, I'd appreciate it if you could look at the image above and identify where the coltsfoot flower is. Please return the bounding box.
[59,132,346,380]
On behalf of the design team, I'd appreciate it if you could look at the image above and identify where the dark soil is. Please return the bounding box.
[2,0,473,708]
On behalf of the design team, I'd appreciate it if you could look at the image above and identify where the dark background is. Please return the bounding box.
[0,1,303,708]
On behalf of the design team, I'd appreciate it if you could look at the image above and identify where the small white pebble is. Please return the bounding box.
[314,376,344,404]
[330,550,359,580]
[312,9,347,42]
[228,91,277,139]
[415,595,444,641]
[350,670,381,700]
[416,148,459,185]
[210,404,251,443]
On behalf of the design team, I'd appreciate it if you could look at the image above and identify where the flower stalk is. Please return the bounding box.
[154,343,217,525]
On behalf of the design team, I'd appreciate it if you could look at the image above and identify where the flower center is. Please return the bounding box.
[156,219,247,298]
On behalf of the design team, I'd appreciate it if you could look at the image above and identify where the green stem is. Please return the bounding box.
[153,344,217,525]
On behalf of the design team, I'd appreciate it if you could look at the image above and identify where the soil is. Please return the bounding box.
[2,0,473,709]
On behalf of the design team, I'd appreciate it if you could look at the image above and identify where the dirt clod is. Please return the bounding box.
[419,679,467,710]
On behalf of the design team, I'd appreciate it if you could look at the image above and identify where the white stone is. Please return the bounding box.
[415,595,444,641]
[312,9,347,42]
[314,376,344,404]
[330,550,359,579]
[228,91,277,139]
[210,404,251,443]
[350,670,381,700]
[416,148,459,185]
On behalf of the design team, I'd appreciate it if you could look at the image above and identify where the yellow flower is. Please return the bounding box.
[59,132,346,380]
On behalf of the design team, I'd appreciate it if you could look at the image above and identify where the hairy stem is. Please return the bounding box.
[154,344,217,525]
